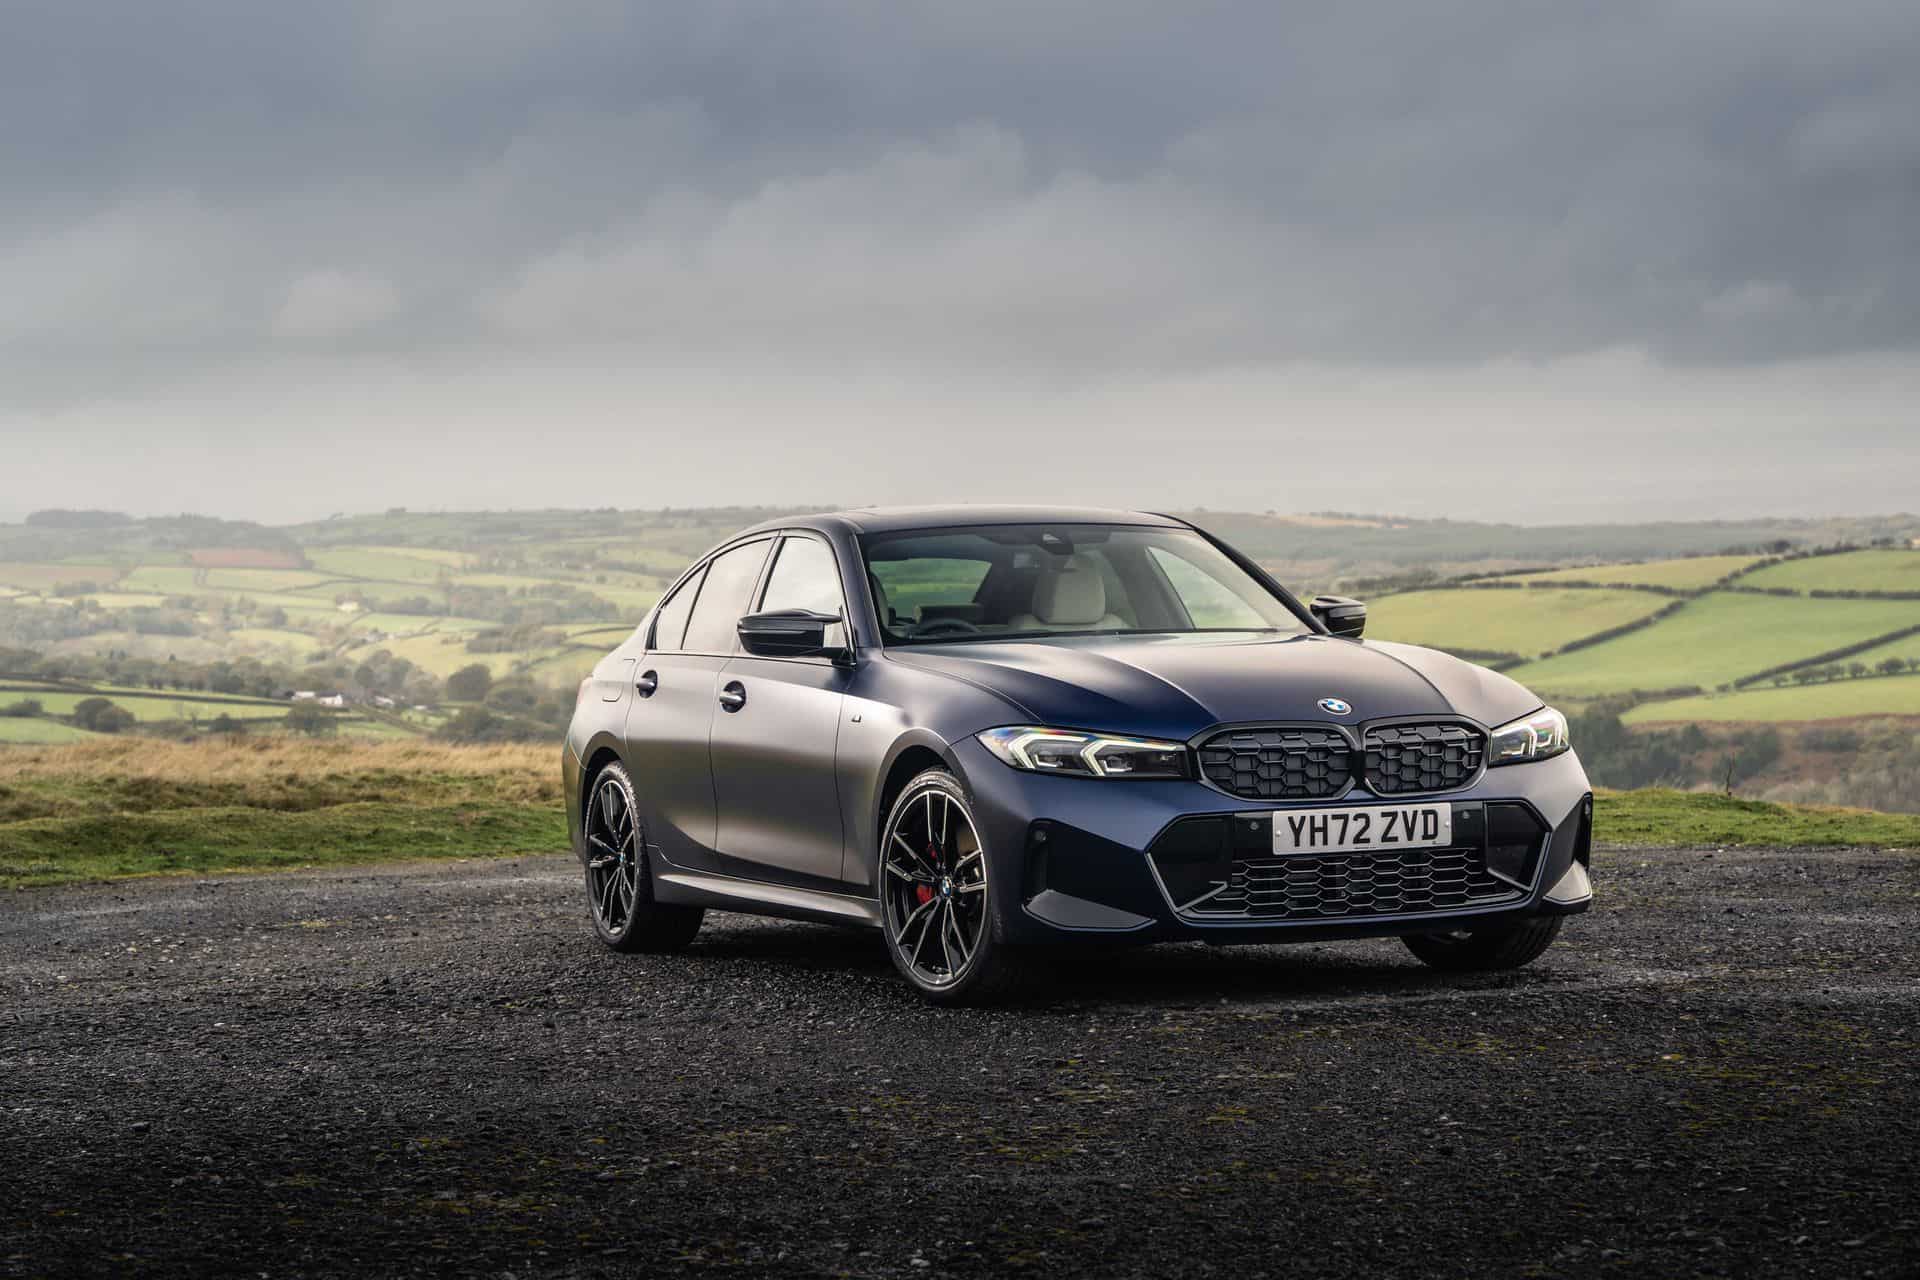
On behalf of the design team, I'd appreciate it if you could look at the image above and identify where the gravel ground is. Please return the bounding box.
[2,843,1916,1279]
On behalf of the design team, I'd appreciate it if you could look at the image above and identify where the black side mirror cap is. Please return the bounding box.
[737,609,853,662]
[1309,595,1367,639]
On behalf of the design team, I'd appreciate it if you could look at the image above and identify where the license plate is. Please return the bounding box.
[1271,804,1452,855]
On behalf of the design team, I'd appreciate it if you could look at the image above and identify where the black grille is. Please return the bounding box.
[1362,723,1485,795]
[1198,726,1351,800]
[1193,846,1516,921]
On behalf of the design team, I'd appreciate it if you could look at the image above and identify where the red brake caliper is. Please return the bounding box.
[914,840,940,906]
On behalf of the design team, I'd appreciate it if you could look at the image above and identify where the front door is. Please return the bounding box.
[708,533,852,890]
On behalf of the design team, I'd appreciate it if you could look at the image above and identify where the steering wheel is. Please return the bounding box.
[910,616,983,639]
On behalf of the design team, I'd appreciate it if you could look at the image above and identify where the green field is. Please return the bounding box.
[1504,554,1762,590]
[21,689,291,722]
[0,562,121,590]
[202,567,332,592]
[1624,674,1920,724]
[1739,549,1920,595]
[307,547,450,582]
[1368,588,1669,657]
[0,718,100,743]
[1505,593,1920,697]
[121,565,211,593]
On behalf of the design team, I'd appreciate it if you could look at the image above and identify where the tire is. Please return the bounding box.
[878,769,1029,1006]
[582,761,704,954]
[1402,915,1563,971]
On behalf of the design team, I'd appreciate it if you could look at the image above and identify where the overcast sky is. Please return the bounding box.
[3,1,1917,525]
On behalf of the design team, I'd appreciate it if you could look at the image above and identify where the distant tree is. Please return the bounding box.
[285,702,337,736]
[1847,662,1870,680]
[445,664,493,703]
[436,706,503,743]
[207,713,245,735]
[90,705,137,734]
[1,698,42,718]
[70,697,117,730]
[1878,657,1907,678]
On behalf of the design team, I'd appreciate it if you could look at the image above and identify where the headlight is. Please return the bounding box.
[977,726,1191,779]
[1488,706,1570,766]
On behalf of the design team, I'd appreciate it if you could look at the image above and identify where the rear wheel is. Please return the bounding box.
[1403,916,1562,971]
[583,762,703,953]
[879,769,1026,1005]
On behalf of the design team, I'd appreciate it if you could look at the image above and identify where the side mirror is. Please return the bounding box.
[1310,595,1367,639]
[737,609,852,662]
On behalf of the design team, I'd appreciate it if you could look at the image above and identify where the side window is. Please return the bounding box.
[759,536,845,616]
[681,539,771,653]
[648,566,704,651]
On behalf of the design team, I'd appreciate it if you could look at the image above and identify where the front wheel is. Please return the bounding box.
[583,762,703,953]
[1402,916,1562,971]
[879,769,1027,1005]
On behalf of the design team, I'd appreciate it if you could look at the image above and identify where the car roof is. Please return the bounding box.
[735,505,1189,538]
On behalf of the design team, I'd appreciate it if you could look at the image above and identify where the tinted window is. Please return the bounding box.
[648,567,703,650]
[681,540,771,653]
[859,524,1307,644]
[760,536,844,615]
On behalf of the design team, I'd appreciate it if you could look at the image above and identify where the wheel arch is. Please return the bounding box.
[574,734,626,860]
[865,730,963,880]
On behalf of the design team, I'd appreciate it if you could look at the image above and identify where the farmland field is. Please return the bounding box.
[1503,592,1920,696]
[119,565,203,593]
[201,568,332,592]
[1501,554,1762,590]
[0,562,120,590]
[1366,587,1669,657]
[306,547,450,582]
[0,718,98,743]
[1624,674,1920,724]
[22,689,291,722]
[1739,548,1920,594]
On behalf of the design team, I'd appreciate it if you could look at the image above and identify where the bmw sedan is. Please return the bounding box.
[564,507,1594,1004]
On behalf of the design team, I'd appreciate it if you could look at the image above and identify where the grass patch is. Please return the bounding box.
[1740,549,1920,595]
[1368,587,1668,658]
[0,718,100,744]
[1501,554,1762,591]
[307,547,451,582]
[0,802,564,888]
[0,740,564,889]
[1624,674,1920,724]
[1597,788,1920,849]
[1505,592,1920,697]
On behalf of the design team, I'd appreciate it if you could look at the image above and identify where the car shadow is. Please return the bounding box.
[677,913,1564,1010]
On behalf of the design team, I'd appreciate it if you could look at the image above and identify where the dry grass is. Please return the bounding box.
[0,738,562,823]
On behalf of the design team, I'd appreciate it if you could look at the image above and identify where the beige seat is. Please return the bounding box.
[1010,554,1126,632]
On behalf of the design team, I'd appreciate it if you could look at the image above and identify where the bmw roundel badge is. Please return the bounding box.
[1318,697,1353,716]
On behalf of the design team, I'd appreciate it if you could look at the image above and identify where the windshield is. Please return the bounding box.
[859,524,1313,645]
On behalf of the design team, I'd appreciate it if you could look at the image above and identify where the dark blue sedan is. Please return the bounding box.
[564,507,1593,1004]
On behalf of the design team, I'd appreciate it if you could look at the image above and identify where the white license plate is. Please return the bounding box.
[1271,804,1452,855]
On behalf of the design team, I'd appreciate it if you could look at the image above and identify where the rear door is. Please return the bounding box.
[622,538,772,873]
[708,533,853,890]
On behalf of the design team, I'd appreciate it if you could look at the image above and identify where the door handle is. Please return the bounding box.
[635,669,658,698]
[717,680,746,713]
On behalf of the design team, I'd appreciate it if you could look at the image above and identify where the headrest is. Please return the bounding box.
[1031,554,1106,625]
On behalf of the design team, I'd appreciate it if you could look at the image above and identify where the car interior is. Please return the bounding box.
[861,525,1306,643]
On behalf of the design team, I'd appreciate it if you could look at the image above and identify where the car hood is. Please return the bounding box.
[886,632,1542,740]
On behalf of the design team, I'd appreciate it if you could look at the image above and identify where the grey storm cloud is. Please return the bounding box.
[6,1,1919,387]
[2,2,1918,524]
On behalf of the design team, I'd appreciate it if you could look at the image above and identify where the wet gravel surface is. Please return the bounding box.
[3,843,1917,1278]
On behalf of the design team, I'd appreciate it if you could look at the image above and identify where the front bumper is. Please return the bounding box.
[952,737,1594,947]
